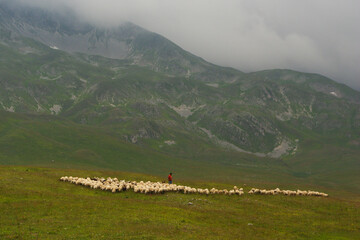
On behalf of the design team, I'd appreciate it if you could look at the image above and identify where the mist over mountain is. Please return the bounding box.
[2,0,360,90]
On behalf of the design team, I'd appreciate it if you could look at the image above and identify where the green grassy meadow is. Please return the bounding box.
[0,166,359,239]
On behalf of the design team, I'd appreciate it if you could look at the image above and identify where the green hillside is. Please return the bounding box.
[0,110,359,194]
[0,110,195,175]
[0,110,292,184]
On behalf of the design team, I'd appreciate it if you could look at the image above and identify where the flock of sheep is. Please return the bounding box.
[59,176,244,195]
[59,176,328,197]
[248,188,328,197]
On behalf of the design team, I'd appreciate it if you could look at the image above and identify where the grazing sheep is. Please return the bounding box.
[245,187,328,197]
[248,188,255,194]
[59,176,326,198]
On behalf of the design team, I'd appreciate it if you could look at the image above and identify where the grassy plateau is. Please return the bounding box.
[0,166,359,239]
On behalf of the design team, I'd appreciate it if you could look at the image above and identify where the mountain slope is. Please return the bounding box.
[1,35,359,157]
[0,110,305,186]
[0,0,242,83]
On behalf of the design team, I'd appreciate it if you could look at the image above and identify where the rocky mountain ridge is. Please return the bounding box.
[1,1,360,159]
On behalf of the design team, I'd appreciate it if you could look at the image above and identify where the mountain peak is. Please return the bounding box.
[1,1,245,83]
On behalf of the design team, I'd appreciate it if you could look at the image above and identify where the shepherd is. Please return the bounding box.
[168,172,173,184]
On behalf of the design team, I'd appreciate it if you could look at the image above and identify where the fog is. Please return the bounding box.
[6,0,360,90]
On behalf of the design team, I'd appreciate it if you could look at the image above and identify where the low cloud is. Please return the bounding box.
[7,0,360,90]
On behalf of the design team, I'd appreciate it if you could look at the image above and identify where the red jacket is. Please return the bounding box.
[168,175,172,181]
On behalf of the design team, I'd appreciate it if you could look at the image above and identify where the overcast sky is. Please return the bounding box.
[11,0,360,90]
